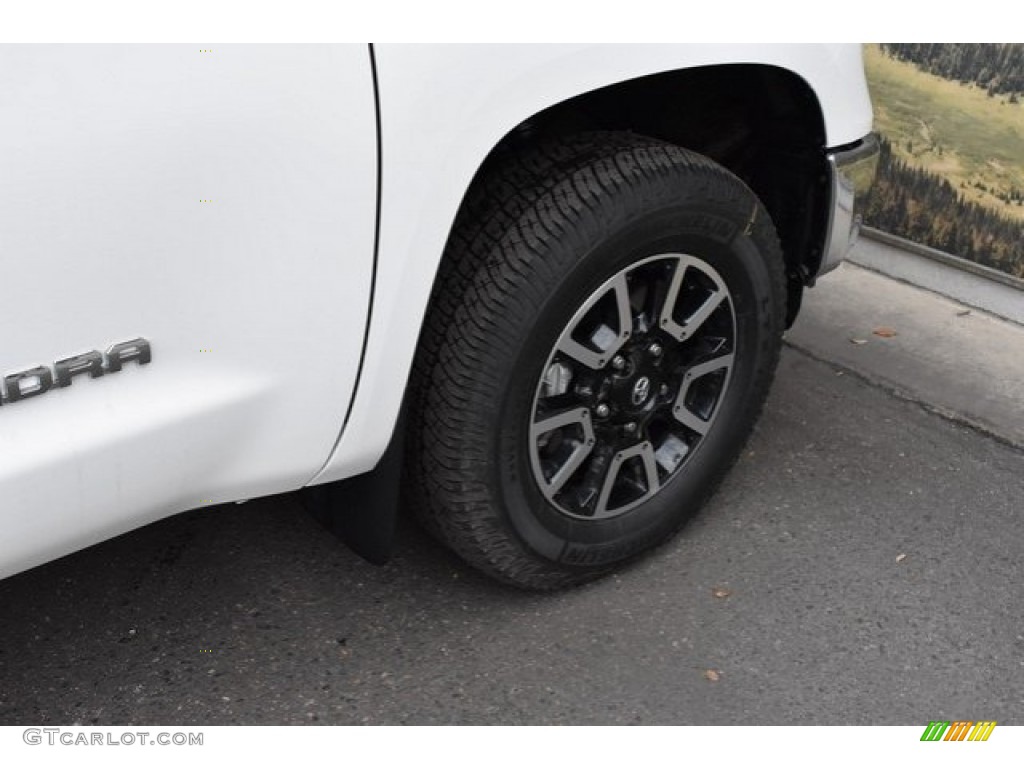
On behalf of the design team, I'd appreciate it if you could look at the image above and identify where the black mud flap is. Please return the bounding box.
[300,406,406,565]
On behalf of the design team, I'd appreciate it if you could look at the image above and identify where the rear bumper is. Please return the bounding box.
[818,132,880,277]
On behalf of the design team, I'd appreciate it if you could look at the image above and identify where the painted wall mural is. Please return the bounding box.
[863,43,1024,279]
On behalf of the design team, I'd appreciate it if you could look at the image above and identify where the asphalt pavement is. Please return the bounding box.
[0,262,1022,726]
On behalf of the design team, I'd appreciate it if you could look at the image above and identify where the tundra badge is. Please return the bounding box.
[1,338,151,406]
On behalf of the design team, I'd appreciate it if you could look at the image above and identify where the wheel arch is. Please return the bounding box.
[311,46,869,492]
[461,63,832,320]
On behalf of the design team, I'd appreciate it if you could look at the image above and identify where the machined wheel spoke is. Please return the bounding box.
[685,352,734,381]
[554,273,632,370]
[659,255,728,341]
[556,337,607,370]
[672,403,711,435]
[672,353,735,434]
[609,272,634,341]
[679,290,726,339]
[593,441,660,519]
[637,442,661,495]
[530,408,595,496]
[658,257,688,338]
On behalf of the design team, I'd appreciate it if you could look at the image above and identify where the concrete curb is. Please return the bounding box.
[862,227,1024,292]
[847,231,1024,327]
[789,261,1024,449]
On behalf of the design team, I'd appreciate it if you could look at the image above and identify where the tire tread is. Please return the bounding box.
[406,132,785,590]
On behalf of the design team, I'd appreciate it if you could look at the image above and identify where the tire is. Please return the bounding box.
[407,132,786,590]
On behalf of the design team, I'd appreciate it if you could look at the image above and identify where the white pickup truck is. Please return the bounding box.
[0,44,877,589]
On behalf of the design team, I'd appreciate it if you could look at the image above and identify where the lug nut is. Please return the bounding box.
[624,422,637,433]
[611,355,626,371]
[648,342,663,357]
[659,383,670,396]
[595,403,610,418]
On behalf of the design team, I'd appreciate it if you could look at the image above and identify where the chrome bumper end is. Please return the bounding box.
[818,132,880,277]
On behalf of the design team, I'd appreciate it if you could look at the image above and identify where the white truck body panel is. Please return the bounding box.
[0,43,873,579]
[0,45,377,577]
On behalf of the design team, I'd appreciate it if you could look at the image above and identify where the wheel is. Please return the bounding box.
[407,132,786,590]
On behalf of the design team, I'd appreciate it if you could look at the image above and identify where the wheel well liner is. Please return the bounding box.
[458,64,830,324]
